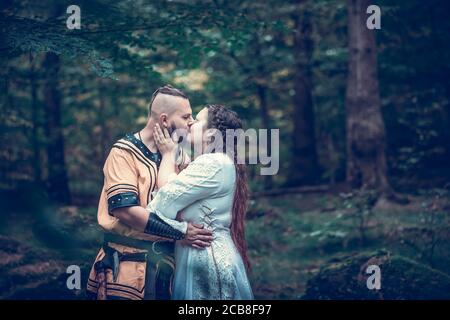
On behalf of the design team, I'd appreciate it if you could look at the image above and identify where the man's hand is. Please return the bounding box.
[179,222,214,249]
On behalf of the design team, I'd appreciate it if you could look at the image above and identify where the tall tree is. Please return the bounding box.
[42,51,71,204]
[29,54,42,185]
[288,2,319,186]
[345,0,390,193]
[253,37,274,189]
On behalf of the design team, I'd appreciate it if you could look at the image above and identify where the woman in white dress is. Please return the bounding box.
[146,104,254,300]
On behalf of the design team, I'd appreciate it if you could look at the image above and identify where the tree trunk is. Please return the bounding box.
[256,83,273,189]
[253,38,273,189]
[345,0,390,192]
[42,52,71,204]
[97,81,110,166]
[289,5,320,186]
[30,54,42,185]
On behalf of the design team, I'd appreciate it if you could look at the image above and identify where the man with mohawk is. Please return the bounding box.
[87,85,213,300]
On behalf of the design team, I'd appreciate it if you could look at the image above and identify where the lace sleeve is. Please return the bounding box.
[146,153,224,232]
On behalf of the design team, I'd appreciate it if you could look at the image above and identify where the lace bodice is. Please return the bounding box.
[146,153,235,234]
[146,152,253,300]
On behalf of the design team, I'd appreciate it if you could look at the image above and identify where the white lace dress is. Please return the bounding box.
[146,152,254,300]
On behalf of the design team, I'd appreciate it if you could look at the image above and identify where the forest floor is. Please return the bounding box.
[0,187,449,299]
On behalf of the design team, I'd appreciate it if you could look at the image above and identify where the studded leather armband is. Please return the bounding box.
[144,213,185,240]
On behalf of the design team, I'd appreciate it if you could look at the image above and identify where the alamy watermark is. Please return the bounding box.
[172,128,280,176]
[366,264,381,290]
[66,264,81,290]
[367,5,381,30]
[66,5,81,30]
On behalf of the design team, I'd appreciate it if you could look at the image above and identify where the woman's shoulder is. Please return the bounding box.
[187,153,234,178]
[194,152,234,167]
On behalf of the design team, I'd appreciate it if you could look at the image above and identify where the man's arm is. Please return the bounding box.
[112,206,213,247]
[112,206,149,232]
[105,136,212,247]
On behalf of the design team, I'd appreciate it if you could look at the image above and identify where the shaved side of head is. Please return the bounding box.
[148,84,188,119]
[150,94,187,118]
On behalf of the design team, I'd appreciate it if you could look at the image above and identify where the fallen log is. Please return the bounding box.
[250,185,329,198]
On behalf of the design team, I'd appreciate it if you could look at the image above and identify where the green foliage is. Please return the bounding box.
[1,15,115,78]
[246,191,450,299]
[2,0,450,193]
[1,0,450,300]
[398,188,450,267]
[302,249,450,299]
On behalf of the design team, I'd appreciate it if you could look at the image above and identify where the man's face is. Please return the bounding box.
[162,97,194,139]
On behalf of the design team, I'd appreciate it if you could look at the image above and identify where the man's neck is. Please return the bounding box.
[137,119,158,153]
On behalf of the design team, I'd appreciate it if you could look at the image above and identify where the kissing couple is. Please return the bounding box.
[86,85,254,300]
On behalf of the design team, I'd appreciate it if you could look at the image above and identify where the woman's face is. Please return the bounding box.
[188,107,209,148]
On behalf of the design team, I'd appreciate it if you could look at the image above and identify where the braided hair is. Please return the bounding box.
[206,104,250,271]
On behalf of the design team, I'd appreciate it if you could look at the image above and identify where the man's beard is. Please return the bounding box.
[168,122,184,143]
[159,121,176,135]
[168,123,177,136]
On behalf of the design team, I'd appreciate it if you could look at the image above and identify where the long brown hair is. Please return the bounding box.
[206,104,251,271]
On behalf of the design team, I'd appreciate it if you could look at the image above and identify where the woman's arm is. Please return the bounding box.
[151,125,217,248]
[147,153,224,248]
[157,153,177,188]
[146,153,225,229]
